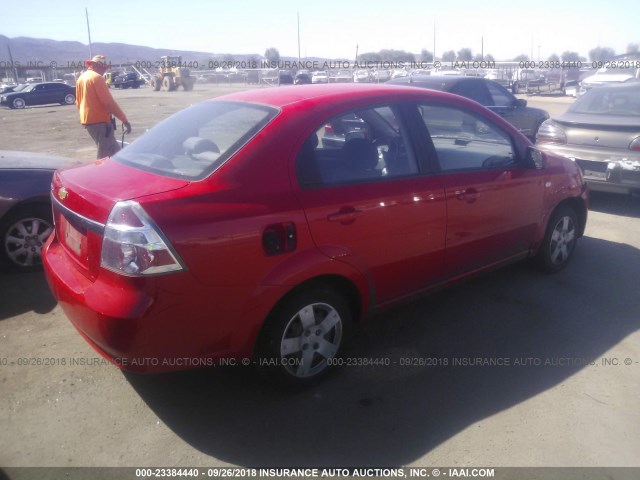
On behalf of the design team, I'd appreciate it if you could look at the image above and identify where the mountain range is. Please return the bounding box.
[0,35,265,65]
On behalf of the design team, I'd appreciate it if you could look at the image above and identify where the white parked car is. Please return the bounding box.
[579,66,640,96]
[311,71,329,84]
[353,70,371,83]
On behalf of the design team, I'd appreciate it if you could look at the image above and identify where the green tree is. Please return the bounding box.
[513,54,529,62]
[548,53,560,62]
[378,49,415,62]
[457,48,473,61]
[485,54,495,62]
[442,50,456,62]
[222,54,235,64]
[420,49,434,62]
[561,51,582,62]
[264,48,280,63]
[627,43,639,53]
[358,52,383,63]
[588,47,616,61]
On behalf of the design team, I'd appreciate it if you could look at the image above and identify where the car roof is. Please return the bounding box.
[212,83,463,109]
[0,150,77,170]
[387,76,479,90]
[586,81,640,92]
[25,81,68,86]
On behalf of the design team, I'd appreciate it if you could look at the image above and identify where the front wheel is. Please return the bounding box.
[536,205,578,273]
[163,76,175,91]
[151,78,161,91]
[63,93,75,105]
[256,285,351,388]
[12,97,26,109]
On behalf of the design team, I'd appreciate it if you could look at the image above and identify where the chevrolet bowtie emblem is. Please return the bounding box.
[58,187,68,201]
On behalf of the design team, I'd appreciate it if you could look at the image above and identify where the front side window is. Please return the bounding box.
[113,101,278,180]
[296,105,418,187]
[419,104,516,171]
[486,81,515,107]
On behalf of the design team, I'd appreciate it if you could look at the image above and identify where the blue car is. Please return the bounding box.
[0,82,76,109]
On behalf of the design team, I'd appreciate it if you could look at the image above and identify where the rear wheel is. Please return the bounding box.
[182,78,194,91]
[256,285,351,388]
[63,93,75,105]
[536,205,578,273]
[151,77,161,91]
[0,204,53,271]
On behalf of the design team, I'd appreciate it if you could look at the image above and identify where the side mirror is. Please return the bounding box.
[527,147,546,170]
[516,98,527,108]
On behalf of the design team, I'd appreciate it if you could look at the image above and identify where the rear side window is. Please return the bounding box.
[113,101,278,180]
[296,105,418,187]
[569,87,640,116]
[419,104,516,171]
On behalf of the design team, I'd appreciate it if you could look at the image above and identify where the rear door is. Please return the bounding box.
[416,103,545,276]
[294,103,447,305]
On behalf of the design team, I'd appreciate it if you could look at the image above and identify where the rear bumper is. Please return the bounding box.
[539,144,640,194]
[43,234,287,372]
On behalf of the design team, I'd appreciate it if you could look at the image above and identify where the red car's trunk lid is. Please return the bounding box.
[51,158,188,278]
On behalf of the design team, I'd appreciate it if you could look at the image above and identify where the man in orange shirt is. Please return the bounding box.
[76,54,132,158]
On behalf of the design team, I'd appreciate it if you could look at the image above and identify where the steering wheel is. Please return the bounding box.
[373,135,401,161]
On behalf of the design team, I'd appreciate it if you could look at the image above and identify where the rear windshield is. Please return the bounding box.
[113,101,278,180]
[570,86,640,117]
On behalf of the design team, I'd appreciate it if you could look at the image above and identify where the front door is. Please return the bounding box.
[417,103,544,276]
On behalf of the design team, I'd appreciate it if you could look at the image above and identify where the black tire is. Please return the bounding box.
[536,205,578,273]
[151,78,161,91]
[255,285,351,388]
[12,97,26,109]
[163,76,175,91]
[0,204,53,271]
[63,93,75,105]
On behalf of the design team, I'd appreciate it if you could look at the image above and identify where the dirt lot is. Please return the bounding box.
[1,85,639,472]
[0,83,258,162]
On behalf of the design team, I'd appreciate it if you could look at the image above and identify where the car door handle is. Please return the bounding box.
[455,188,479,204]
[327,207,362,224]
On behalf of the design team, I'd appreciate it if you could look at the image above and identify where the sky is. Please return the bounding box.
[0,0,637,61]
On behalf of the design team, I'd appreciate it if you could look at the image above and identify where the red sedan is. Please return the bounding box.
[43,84,588,387]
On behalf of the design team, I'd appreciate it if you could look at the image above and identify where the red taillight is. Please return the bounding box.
[324,123,334,135]
[101,201,185,276]
[629,136,640,151]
